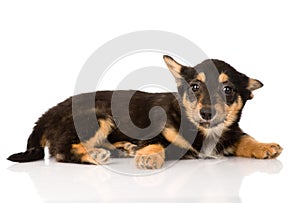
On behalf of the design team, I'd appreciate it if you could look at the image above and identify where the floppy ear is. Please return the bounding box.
[247,78,263,91]
[163,55,183,79]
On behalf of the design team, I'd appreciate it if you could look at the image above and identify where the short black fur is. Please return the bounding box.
[8,55,281,168]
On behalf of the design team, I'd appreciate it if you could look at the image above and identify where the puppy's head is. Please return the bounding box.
[163,55,263,132]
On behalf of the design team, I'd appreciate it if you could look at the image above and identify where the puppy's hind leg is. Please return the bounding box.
[63,143,110,165]
[66,118,114,164]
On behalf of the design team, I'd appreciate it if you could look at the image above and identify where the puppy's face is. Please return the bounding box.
[163,55,263,131]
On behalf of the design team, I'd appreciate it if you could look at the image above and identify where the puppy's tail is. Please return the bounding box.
[7,129,45,163]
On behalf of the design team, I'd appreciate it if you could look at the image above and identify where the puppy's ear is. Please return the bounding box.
[247,78,263,91]
[163,55,183,79]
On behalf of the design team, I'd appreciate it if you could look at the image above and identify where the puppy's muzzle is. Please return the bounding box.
[200,107,216,121]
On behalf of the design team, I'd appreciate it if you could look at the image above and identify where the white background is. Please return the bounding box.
[0,0,299,202]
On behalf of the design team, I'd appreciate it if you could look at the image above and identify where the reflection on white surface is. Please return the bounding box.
[4,157,285,203]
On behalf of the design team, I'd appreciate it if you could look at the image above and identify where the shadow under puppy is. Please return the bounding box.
[8,56,283,169]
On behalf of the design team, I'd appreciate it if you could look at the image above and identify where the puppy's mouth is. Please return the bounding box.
[199,121,211,128]
[199,119,224,128]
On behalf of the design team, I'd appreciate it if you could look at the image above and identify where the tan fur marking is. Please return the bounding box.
[235,136,283,159]
[224,96,243,127]
[71,143,88,154]
[197,72,206,82]
[40,135,47,147]
[40,135,51,148]
[196,102,203,111]
[99,119,114,138]
[162,127,197,153]
[135,144,165,169]
[136,144,165,157]
[83,118,114,149]
[182,92,198,127]
[71,143,98,164]
[219,73,229,83]
[113,141,137,156]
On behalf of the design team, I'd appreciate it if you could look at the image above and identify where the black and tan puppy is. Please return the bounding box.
[8,56,282,169]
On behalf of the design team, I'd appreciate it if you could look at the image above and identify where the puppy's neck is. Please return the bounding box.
[199,123,226,156]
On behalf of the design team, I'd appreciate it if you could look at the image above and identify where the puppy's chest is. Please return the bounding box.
[185,128,230,156]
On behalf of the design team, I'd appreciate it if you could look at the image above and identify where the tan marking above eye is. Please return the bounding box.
[219,73,229,83]
[197,72,206,82]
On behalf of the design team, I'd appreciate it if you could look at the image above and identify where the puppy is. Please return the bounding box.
[8,56,282,169]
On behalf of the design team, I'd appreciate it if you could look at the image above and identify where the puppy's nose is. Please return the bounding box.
[200,107,216,121]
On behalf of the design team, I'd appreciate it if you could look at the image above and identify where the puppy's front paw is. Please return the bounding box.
[135,153,165,169]
[235,136,283,159]
[252,143,283,159]
[134,144,165,169]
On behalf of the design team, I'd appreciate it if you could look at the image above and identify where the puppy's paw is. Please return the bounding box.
[135,153,165,169]
[235,136,283,159]
[113,141,138,157]
[252,143,283,159]
[88,148,111,164]
[134,144,165,170]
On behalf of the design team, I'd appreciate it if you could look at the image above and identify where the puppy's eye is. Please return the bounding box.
[223,86,233,95]
[191,84,200,92]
